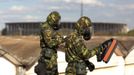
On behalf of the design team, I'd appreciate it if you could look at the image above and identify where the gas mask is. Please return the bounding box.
[53,23,60,30]
[82,27,92,40]
[46,11,61,30]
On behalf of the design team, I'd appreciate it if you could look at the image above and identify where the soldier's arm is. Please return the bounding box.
[54,32,64,44]
[81,38,116,62]
[40,28,59,49]
[40,24,46,48]
[77,40,99,59]
[40,32,45,48]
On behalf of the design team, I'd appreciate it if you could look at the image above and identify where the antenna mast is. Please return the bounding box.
[81,0,83,17]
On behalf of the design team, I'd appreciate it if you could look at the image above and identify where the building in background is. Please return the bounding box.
[93,22,128,35]
[4,22,41,35]
[2,22,128,36]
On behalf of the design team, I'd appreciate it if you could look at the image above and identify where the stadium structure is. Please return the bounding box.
[2,22,128,35]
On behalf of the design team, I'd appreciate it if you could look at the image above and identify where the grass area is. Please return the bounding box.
[127,29,134,36]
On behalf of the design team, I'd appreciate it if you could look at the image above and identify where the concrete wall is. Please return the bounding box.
[25,63,37,75]
[0,57,16,75]
[26,51,126,75]
[0,50,134,75]
[125,49,134,75]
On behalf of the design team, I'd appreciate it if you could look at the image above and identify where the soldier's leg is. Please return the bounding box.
[52,64,58,75]
[35,48,48,75]
[44,59,53,75]
[44,52,58,75]
[65,63,76,75]
[51,52,58,75]
[35,61,56,75]
[76,61,87,75]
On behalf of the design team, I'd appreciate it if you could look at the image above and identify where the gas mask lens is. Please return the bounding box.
[83,27,92,40]
[53,22,60,30]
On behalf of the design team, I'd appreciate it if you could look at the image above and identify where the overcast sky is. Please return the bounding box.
[0,0,134,30]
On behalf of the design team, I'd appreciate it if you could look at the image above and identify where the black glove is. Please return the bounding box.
[34,62,47,75]
[84,60,95,72]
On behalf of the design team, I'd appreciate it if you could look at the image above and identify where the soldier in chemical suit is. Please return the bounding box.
[65,16,116,75]
[34,11,63,75]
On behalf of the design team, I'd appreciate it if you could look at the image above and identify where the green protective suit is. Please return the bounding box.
[37,22,62,75]
[35,11,62,75]
[65,16,116,75]
[64,16,105,75]
[65,32,99,75]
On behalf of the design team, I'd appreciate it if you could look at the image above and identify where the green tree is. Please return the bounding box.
[127,29,134,36]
